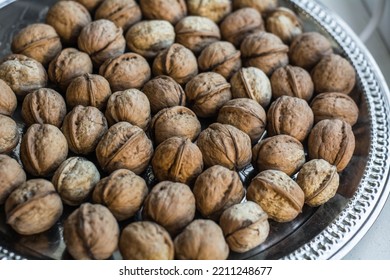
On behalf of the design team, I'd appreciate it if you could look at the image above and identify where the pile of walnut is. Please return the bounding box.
[0,0,359,260]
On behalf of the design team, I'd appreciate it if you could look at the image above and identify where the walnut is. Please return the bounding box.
[0,114,19,154]
[233,0,278,16]
[0,155,26,205]
[71,0,105,12]
[187,0,232,23]
[140,0,187,25]
[0,79,17,116]
[5,179,63,235]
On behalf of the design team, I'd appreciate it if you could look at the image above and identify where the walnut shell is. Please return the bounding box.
[0,79,17,116]
[140,0,187,24]
[0,115,19,154]
[187,0,232,23]
[0,155,26,205]
[233,0,278,15]
[72,0,104,12]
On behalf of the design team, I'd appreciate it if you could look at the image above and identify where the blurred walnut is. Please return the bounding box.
[187,0,232,23]
[266,7,303,44]
[0,79,17,116]
[71,0,104,12]
[0,115,19,154]
[0,155,26,205]
[140,0,187,24]
[233,0,278,15]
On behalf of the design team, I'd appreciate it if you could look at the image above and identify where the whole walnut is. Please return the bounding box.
[266,7,303,44]
[0,79,17,116]
[0,155,26,205]
[289,32,333,70]
[220,8,264,48]
[11,23,62,66]
[197,123,252,170]
[247,170,304,222]
[63,203,119,260]
[21,88,66,128]
[20,124,68,177]
[152,43,198,85]
[66,73,112,110]
[193,165,244,220]
[185,72,232,118]
[142,75,186,114]
[150,106,201,145]
[140,0,187,25]
[78,19,126,66]
[99,52,151,91]
[0,54,47,98]
[233,0,278,15]
[219,201,269,253]
[96,122,154,174]
[174,219,229,260]
[62,105,108,155]
[5,179,63,235]
[119,221,174,260]
[92,169,148,221]
[175,16,221,54]
[198,41,241,80]
[0,114,19,154]
[230,67,272,107]
[152,137,203,184]
[46,1,91,45]
[308,119,355,172]
[48,48,93,90]
[52,157,100,206]
[143,181,196,235]
[187,0,232,23]
[71,0,104,12]
[270,65,314,101]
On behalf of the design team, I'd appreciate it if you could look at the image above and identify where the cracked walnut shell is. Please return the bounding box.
[0,155,26,205]
[140,0,187,25]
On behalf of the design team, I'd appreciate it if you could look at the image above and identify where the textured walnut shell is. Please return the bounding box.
[193,165,244,220]
[0,155,26,205]
[99,52,151,91]
[5,179,63,235]
[22,88,66,128]
[96,122,153,174]
[197,123,252,170]
[296,159,339,207]
[52,157,100,206]
[11,23,62,66]
[73,0,104,12]
[219,201,269,253]
[63,203,119,260]
[247,170,304,222]
[119,221,174,260]
[150,106,201,145]
[233,0,278,15]
[217,98,267,144]
[0,115,19,154]
[308,119,355,172]
[267,96,314,142]
[266,7,303,44]
[92,169,148,221]
[174,219,229,260]
[187,0,232,23]
[152,137,203,184]
[152,43,198,85]
[140,0,187,24]
[0,79,17,116]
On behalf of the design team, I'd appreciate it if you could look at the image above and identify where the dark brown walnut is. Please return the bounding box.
[152,43,198,85]
[311,54,356,94]
[152,137,203,184]
[185,72,232,118]
[233,0,278,15]
[52,157,101,206]
[289,32,333,70]
[140,0,187,25]
[143,181,196,235]
[62,105,108,155]
[241,31,289,76]
[219,201,269,253]
[95,0,142,32]
[150,106,201,145]
[230,67,272,107]
[198,41,241,80]
[0,54,47,99]
[48,48,93,90]
[99,52,151,91]
[96,122,154,174]
[63,203,119,260]
[308,119,355,172]
[0,115,19,154]
[175,16,221,54]
[105,89,151,130]
[197,123,252,170]
[119,221,174,260]
[310,92,359,126]
[296,159,340,207]
[21,88,67,128]
[142,75,186,114]
[5,179,63,235]
[217,98,267,144]
[0,79,17,116]
[92,169,148,221]
[0,155,26,205]
[71,0,105,12]
[267,96,314,142]
[46,1,91,45]
[20,124,68,177]
[187,0,232,23]
[220,8,264,48]
[174,219,229,260]
[11,23,62,66]
[193,165,244,220]
[270,65,314,101]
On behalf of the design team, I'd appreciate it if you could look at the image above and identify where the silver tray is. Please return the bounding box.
[0,0,389,260]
